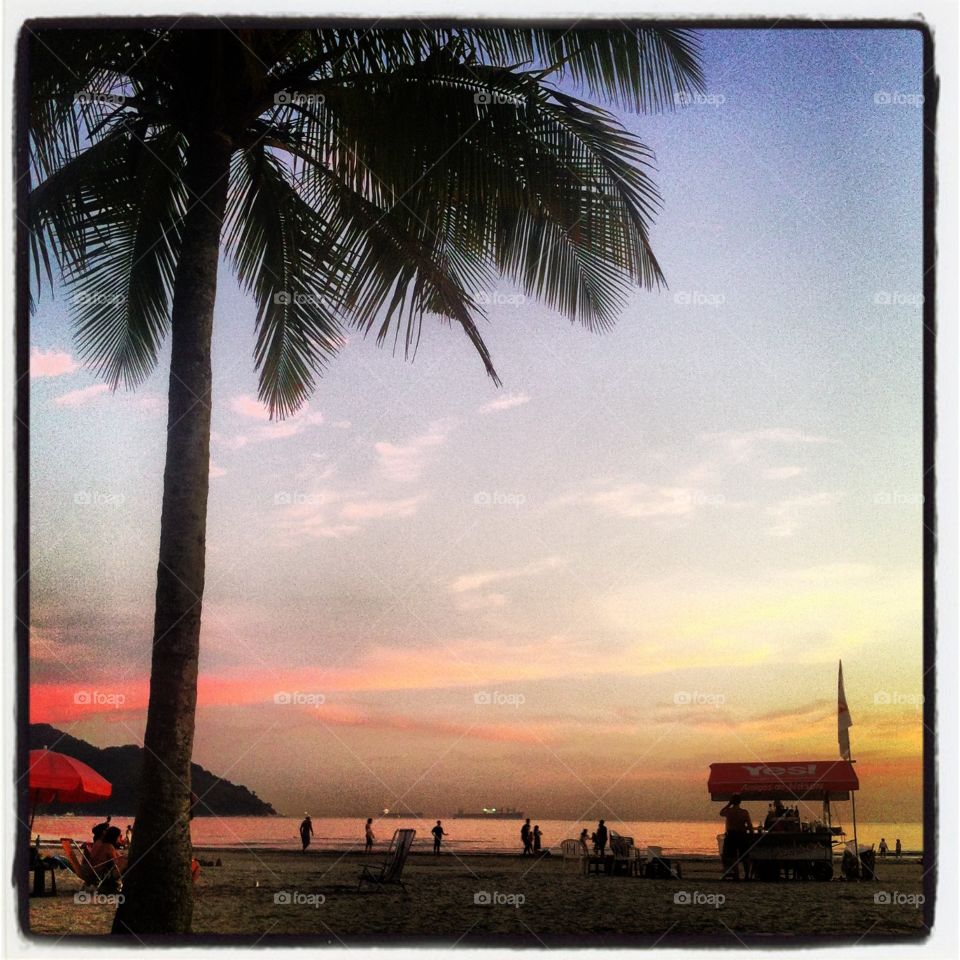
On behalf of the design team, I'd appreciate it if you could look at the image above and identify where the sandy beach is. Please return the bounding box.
[27,848,930,943]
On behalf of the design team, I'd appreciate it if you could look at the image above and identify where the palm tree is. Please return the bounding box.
[26,25,703,933]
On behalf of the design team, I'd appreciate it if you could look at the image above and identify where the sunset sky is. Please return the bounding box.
[29,28,925,822]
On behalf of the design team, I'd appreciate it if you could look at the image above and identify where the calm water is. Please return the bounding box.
[33,816,924,857]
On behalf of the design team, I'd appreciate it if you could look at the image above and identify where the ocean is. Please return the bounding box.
[32,815,924,857]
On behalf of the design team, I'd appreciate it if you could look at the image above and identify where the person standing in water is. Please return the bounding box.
[895,838,902,859]
[878,838,888,858]
[364,818,375,853]
[431,820,446,854]
[299,814,314,852]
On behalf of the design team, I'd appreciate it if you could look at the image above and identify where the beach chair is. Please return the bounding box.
[358,828,415,892]
[609,833,639,876]
[560,839,588,874]
[60,837,121,893]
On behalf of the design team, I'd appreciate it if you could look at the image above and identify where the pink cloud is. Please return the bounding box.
[479,391,530,414]
[375,420,451,482]
[225,394,324,445]
[52,384,109,407]
[229,395,273,420]
[340,496,423,521]
[31,348,79,378]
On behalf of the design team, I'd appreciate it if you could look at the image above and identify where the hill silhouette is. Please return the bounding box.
[29,723,276,816]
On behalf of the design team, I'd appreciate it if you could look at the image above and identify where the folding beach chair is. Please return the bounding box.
[60,837,121,893]
[358,829,415,892]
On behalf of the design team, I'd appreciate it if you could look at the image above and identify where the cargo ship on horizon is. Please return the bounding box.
[454,806,524,819]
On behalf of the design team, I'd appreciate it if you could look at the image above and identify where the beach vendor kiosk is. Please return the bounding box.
[708,760,858,880]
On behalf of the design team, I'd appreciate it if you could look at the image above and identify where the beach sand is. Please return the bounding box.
[27,849,930,943]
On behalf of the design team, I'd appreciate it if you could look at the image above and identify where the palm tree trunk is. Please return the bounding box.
[112,131,232,935]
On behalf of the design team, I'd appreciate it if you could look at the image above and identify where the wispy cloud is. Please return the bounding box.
[221,394,324,447]
[763,465,805,480]
[31,348,79,379]
[275,486,426,540]
[52,384,109,407]
[765,491,839,537]
[479,392,530,414]
[340,495,424,521]
[450,555,565,595]
[375,419,451,482]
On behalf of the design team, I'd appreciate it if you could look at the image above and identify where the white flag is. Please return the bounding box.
[838,660,853,760]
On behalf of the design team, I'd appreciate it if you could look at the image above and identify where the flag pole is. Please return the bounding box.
[837,659,861,878]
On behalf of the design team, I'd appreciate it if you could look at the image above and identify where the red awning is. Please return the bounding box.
[708,760,859,801]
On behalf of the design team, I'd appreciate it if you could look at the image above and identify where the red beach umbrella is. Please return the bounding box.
[28,748,112,806]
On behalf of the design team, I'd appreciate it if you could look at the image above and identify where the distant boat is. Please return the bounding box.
[379,809,424,818]
[454,806,524,819]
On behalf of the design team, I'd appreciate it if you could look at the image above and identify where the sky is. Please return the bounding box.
[28,27,926,823]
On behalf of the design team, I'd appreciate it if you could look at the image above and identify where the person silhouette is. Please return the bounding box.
[533,825,542,853]
[364,817,375,853]
[579,828,589,853]
[521,818,533,856]
[595,820,608,857]
[299,814,313,852]
[878,838,888,858]
[92,815,112,842]
[432,820,446,854]
[895,838,902,859]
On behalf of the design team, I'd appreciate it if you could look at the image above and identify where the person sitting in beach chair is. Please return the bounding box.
[358,828,416,892]
[80,826,127,892]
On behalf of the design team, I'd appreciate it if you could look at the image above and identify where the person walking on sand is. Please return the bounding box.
[719,795,754,880]
[878,838,888,858]
[595,820,608,857]
[364,818,375,853]
[299,814,314,852]
[521,818,533,856]
[432,820,446,854]
[895,838,902,859]
[533,825,542,854]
